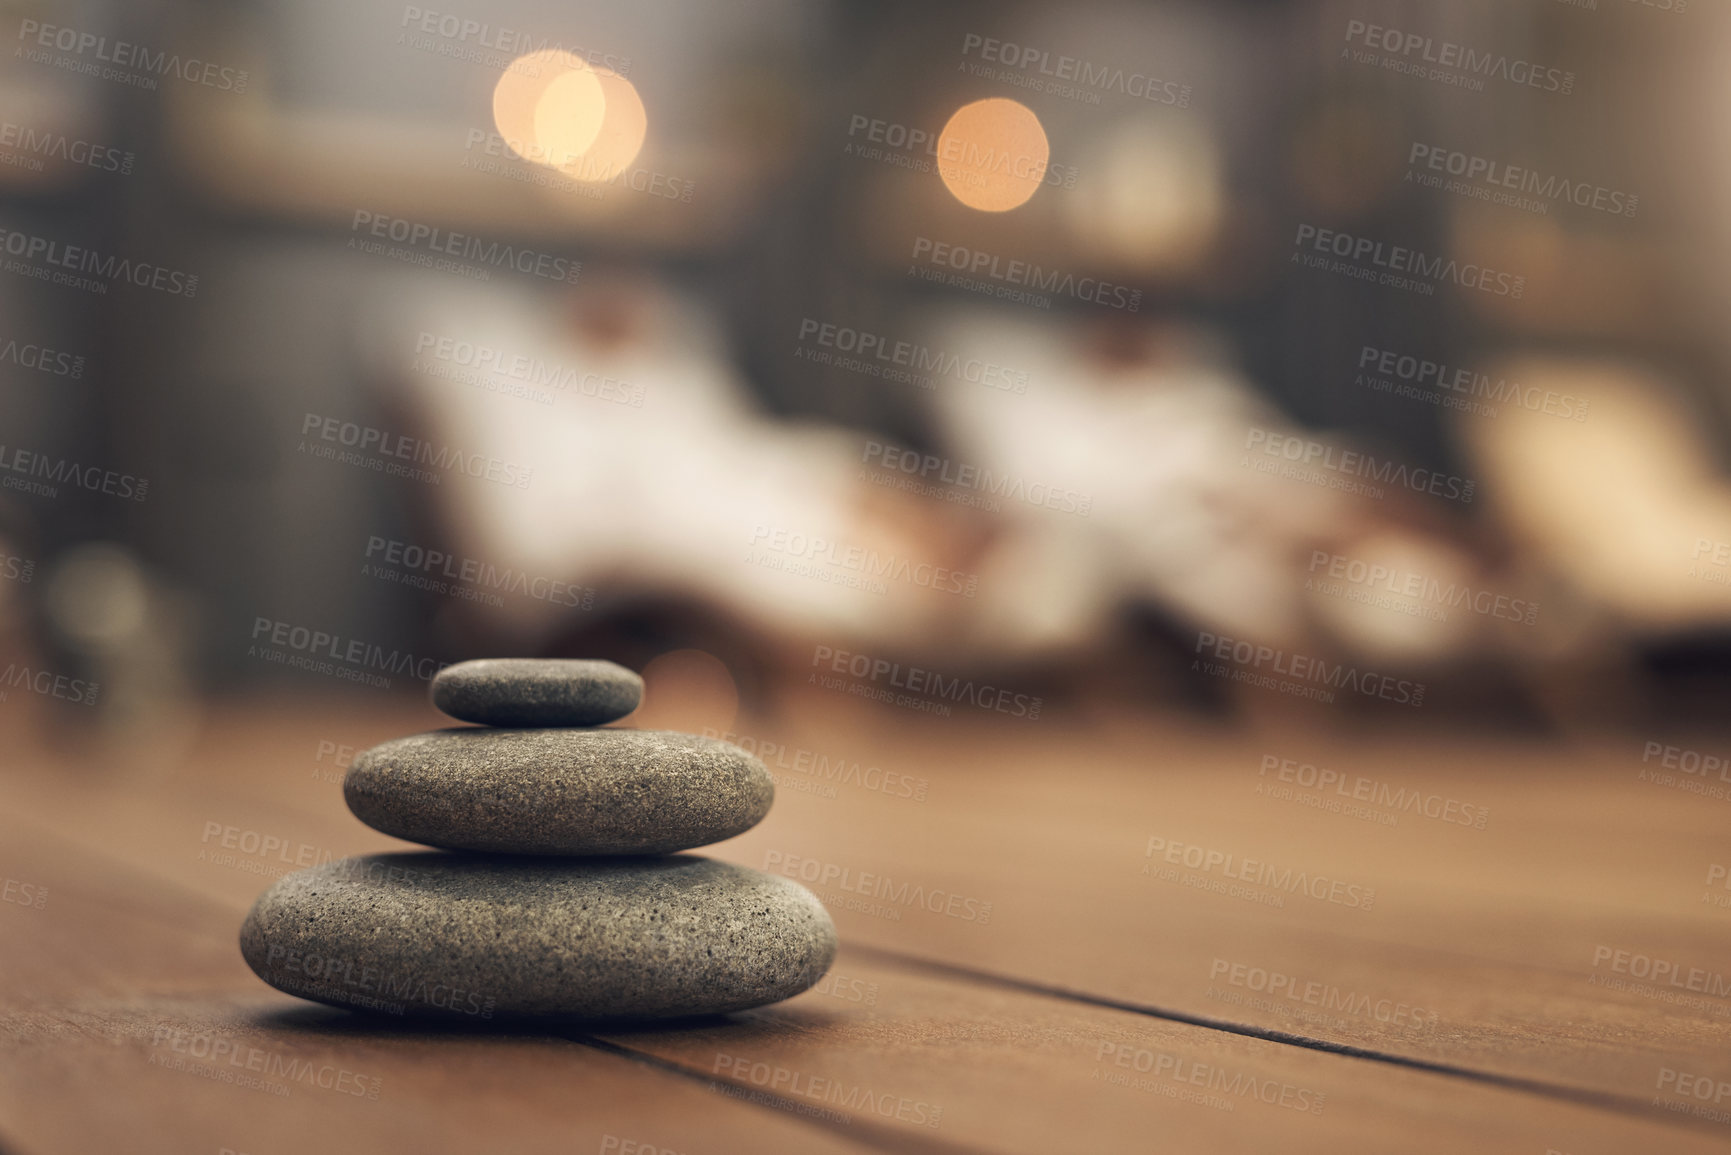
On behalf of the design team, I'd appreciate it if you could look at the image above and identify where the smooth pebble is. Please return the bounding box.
[345,728,773,855]
[240,853,836,1021]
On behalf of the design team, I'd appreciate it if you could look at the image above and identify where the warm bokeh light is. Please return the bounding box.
[494,54,648,181]
[492,49,604,167]
[532,66,608,168]
[559,68,649,182]
[936,98,1049,213]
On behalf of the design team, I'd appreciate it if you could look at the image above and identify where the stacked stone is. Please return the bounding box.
[240,659,835,1022]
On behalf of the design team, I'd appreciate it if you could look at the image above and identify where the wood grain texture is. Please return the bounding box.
[703,695,1731,1105]
[1,696,1728,1152]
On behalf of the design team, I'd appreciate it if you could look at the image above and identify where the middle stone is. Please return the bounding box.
[344,729,774,855]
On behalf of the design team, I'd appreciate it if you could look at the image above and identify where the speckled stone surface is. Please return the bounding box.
[239,853,836,1020]
[431,659,642,727]
[345,728,773,855]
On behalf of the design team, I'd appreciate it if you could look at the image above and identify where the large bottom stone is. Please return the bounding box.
[239,853,836,1021]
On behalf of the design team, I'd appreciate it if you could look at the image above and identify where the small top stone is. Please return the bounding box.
[432,658,642,727]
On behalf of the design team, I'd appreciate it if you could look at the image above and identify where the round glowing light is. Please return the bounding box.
[936,98,1050,213]
[492,50,604,167]
[533,66,608,168]
[557,67,648,182]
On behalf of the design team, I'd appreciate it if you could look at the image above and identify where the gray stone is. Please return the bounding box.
[239,854,836,1021]
[431,659,642,727]
[345,728,773,855]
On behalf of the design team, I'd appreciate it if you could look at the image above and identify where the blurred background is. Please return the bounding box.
[4,0,1729,756]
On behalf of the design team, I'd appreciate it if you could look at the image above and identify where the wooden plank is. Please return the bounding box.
[0,813,875,1155]
[694,690,1731,1107]
[2,753,1724,1155]
[6,698,1731,1148]
[597,946,1731,1154]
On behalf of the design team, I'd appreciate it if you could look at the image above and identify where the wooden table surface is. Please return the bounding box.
[4,691,1730,1154]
